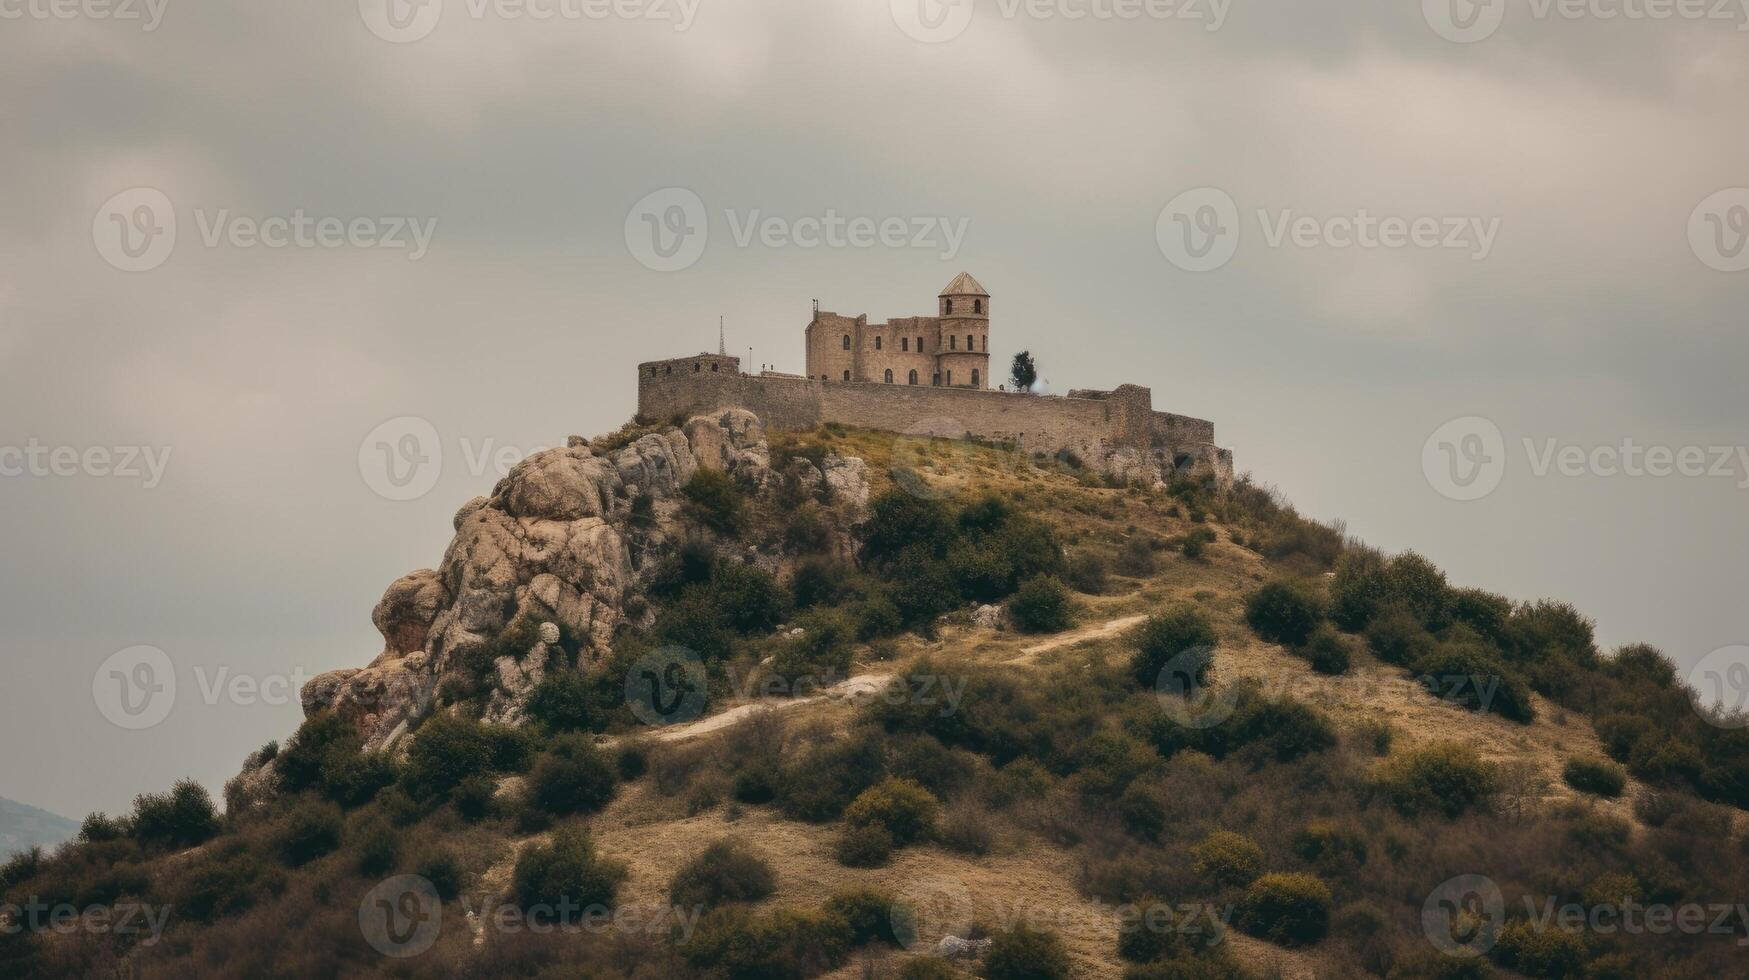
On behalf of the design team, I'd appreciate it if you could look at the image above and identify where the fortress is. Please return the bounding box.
[637,274,1234,486]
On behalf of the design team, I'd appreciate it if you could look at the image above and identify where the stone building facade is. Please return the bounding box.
[637,275,1234,486]
[805,272,993,389]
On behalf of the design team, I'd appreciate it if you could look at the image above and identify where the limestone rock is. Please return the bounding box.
[372,569,448,660]
[972,603,1008,631]
[821,455,870,509]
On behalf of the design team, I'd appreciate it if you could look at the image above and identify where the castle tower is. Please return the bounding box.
[936,271,990,389]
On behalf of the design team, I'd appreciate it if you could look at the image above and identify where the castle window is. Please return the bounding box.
[901,337,909,352]
[711,363,718,372]
[982,335,987,352]
[932,373,940,386]
[665,365,672,375]
[966,334,973,350]
[974,299,982,314]
[875,336,882,350]
[972,368,980,387]
[884,369,893,383]
[950,335,957,350]
[842,335,850,350]
[694,362,700,372]
[908,369,918,385]
[843,370,850,381]
[917,335,923,351]
[947,370,953,385]
[945,299,953,314]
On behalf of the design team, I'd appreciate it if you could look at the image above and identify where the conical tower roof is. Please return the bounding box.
[939,271,988,297]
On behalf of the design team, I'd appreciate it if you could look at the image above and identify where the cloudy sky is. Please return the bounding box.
[1,0,1745,821]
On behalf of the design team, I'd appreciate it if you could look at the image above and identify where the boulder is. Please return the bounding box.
[371,569,448,660]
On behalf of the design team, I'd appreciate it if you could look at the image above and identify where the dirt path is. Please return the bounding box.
[1005,613,1147,665]
[648,673,892,743]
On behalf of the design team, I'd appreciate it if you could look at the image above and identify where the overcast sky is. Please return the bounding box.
[1,1,1745,821]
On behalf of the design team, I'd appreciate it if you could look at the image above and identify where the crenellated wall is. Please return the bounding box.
[635,354,1233,484]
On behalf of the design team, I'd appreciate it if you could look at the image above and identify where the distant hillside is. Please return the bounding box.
[0,797,77,858]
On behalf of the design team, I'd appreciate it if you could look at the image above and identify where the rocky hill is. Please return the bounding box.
[3,414,1746,980]
[0,799,77,860]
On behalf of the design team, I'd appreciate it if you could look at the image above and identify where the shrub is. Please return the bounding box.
[899,960,967,980]
[354,817,400,875]
[78,812,125,844]
[856,593,904,640]
[1291,821,1367,872]
[1297,625,1350,675]
[1493,922,1586,979]
[782,500,833,552]
[1009,575,1073,634]
[887,549,960,630]
[1180,527,1217,561]
[1380,743,1497,818]
[844,778,939,845]
[526,670,608,734]
[512,824,626,922]
[403,714,496,801]
[1412,643,1536,723]
[669,839,777,911]
[415,848,464,901]
[175,846,282,922]
[1244,579,1324,646]
[1364,608,1435,666]
[275,799,342,867]
[679,906,852,980]
[776,734,888,822]
[834,824,893,867]
[937,802,996,856]
[823,888,902,946]
[453,773,498,822]
[1066,552,1109,594]
[321,750,399,808]
[712,561,792,635]
[1328,548,1388,631]
[1510,600,1598,665]
[1383,552,1451,629]
[792,558,853,609]
[768,611,855,685]
[985,924,1072,980]
[1191,830,1265,887]
[682,468,747,535]
[529,734,619,816]
[1237,873,1330,947]
[1129,606,1218,689]
[1563,756,1627,798]
[890,735,977,799]
[861,490,957,564]
[276,713,358,794]
[128,779,221,851]
[1114,538,1158,577]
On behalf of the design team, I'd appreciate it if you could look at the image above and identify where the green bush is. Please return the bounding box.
[1560,756,1624,798]
[844,778,939,845]
[887,549,960,630]
[823,888,902,946]
[985,924,1072,980]
[1380,742,1497,818]
[1291,820,1368,872]
[856,592,904,640]
[679,905,852,980]
[526,670,610,734]
[1114,537,1158,577]
[834,824,893,867]
[128,779,221,851]
[1297,625,1350,675]
[1066,552,1109,594]
[792,558,854,609]
[669,838,777,911]
[768,611,854,685]
[1493,922,1586,979]
[1010,575,1074,634]
[403,714,496,801]
[354,817,400,875]
[1383,552,1451,629]
[1191,830,1265,887]
[529,734,618,816]
[1509,600,1598,666]
[682,468,748,535]
[1237,873,1330,947]
[275,799,342,867]
[453,774,498,822]
[1180,527,1217,561]
[1244,579,1324,646]
[1328,548,1389,631]
[276,714,358,795]
[776,734,888,822]
[1364,608,1435,666]
[861,490,957,564]
[712,561,792,635]
[320,749,399,808]
[415,848,463,901]
[174,845,282,922]
[1129,606,1218,689]
[512,824,626,922]
[1145,682,1337,765]
[1412,643,1536,723]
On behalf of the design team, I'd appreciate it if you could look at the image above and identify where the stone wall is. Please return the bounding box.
[636,354,1233,484]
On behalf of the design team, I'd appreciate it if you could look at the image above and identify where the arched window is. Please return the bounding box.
[950,335,957,350]
[945,299,953,314]
[665,365,672,374]
[875,336,883,350]
[842,370,850,381]
[974,299,982,314]
[916,335,923,351]
[932,372,940,386]
[884,369,893,383]
[842,335,850,350]
[908,369,918,385]
[972,368,980,387]
[901,337,909,352]
[966,334,973,350]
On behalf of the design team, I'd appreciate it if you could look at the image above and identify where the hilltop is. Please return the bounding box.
[0,800,77,861]
[3,413,1746,980]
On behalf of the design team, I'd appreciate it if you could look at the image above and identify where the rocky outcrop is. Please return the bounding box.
[301,409,864,750]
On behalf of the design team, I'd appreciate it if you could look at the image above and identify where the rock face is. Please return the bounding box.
[301,409,866,750]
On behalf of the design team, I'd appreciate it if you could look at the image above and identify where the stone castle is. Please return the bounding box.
[637,274,1234,486]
